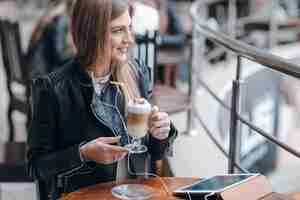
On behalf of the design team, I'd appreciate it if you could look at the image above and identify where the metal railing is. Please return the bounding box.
[189,0,300,174]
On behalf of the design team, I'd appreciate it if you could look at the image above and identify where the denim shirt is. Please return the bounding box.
[90,81,130,145]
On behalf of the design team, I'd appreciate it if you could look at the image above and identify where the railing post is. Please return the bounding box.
[270,0,279,48]
[228,56,242,173]
[228,0,237,38]
[185,2,208,136]
[185,29,196,136]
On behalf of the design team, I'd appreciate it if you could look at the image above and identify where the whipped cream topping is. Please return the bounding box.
[127,100,151,114]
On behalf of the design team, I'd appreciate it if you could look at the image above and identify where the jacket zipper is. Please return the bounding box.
[113,102,130,143]
[90,103,118,137]
[115,86,128,133]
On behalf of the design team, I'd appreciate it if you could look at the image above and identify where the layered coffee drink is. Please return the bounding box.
[127,99,151,138]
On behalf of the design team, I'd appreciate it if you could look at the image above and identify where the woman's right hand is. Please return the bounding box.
[79,136,128,164]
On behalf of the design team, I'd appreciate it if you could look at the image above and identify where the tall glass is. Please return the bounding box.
[124,99,151,153]
[112,99,155,200]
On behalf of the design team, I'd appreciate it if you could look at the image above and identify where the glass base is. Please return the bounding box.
[111,184,155,200]
[125,144,147,154]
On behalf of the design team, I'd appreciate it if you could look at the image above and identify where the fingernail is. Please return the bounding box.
[152,106,159,112]
[121,153,127,159]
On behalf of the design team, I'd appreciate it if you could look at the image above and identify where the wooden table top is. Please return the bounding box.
[60,177,199,200]
[291,193,300,200]
[60,177,300,200]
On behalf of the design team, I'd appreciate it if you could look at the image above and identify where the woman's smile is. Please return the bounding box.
[111,10,134,64]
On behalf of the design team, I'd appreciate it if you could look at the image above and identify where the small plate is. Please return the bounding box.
[111,184,156,200]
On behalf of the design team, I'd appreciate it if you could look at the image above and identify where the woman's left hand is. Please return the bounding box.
[149,106,171,140]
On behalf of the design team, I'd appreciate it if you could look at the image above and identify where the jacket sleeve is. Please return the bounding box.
[134,59,178,160]
[27,76,84,181]
[148,123,178,161]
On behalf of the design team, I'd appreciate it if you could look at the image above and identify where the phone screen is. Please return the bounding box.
[182,174,255,191]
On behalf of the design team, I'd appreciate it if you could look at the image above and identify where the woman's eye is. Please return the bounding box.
[112,29,123,34]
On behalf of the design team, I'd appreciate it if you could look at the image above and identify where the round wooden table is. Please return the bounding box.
[59,177,199,200]
[292,193,300,200]
[59,177,300,200]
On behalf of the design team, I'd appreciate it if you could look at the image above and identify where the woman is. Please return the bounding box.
[27,0,75,78]
[27,0,177,199]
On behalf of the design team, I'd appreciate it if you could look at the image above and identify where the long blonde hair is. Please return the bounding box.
[71,0,140,106]
[112,62,141,105]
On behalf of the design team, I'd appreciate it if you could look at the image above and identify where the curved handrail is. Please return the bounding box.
[189,0,300,173]
[190,1,300,79]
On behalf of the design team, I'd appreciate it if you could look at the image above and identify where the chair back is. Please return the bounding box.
[0,19,29,84]
[0,19,31,141]
[133,31,159,89]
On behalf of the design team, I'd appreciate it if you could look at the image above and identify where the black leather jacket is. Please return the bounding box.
[27,58,177,199]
